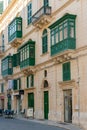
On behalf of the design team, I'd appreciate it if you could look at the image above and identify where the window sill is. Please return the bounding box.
[26,23,32,29]
[24,87,35,90]
[40,52,49,57]
[41,86,51,90]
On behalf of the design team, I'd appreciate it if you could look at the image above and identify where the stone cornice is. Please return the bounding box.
[58,79,76,89]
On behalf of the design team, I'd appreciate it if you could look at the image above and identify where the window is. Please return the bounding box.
[13,53,20,67]
[44,70,47,77]
[0,1,3,14]
[1,83,4,93]
[1,55,13,76]
[44,80,48,88]
[27,2,32,25]
[2,34,4,51]
[50,14,76,46]
[20,44,29,63]
[27,75,34,88]
[8,0,11,4]
[9,21,16,37]
[44,0,49,6]
[51,21,70,46]
[42,29,48,54]
[63,62,71,81]
[19,40,35,69]
[8,17,22,42]
[13,78,21,90]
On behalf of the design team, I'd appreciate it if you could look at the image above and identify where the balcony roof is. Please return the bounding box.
[18,39,35,50]
[49,13,77,29]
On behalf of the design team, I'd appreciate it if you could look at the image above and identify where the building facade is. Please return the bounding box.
[0,0,11,14]
[0,0,87,129]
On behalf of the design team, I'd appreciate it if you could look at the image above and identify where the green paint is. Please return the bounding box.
[8,17,22,43]
[63,62,71,81]
[44,91,49,119]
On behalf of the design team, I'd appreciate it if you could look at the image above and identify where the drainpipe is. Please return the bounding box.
[76,56,80,125]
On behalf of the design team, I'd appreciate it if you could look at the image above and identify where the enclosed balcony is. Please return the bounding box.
[32,6,52,29]
[8,17,22,47]
[18,40,35,75]
[0,46,4,57]
[49,13,76,56]
[1,55,13,78]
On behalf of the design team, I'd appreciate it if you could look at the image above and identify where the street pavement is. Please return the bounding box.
[0,116,83,130]
[16,116,83,130]
[0,117,66,130]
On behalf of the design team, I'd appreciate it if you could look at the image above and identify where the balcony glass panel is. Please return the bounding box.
[1,56,13,77]
[49,14,76,56]
[18,40,35,69]
[8,17,22,43]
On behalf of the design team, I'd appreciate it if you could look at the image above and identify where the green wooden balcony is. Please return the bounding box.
[1,56,13,77]
[20,58,35,69]
[8,17,22,47]
[51,38,76,56]
[18,40,35,71]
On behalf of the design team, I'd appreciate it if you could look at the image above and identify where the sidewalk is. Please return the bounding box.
[16,117,83,130]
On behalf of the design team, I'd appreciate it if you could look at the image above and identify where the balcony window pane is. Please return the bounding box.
[64,27,68,39]
[17,24,21,31]
[55,28,59,44]
[51,35,54,45]
[22,49,24,61]
[70,27,74,38]
[60,30,63,41]
[27,46,29,58]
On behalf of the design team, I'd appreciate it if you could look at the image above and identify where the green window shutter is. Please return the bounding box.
[13,54,17,67]
[17,52,20,65]
[63,62,71,81]
[27,76,29,88]
[42,29,48,54]
[31,75,34,87]
[0,1,3,14]
[13,53,20,67]
[1,83,4,93]
[44,0,49,6]
[27,2,32,25]
[28,93,34,108]
[13,80,17,90]
[19,78,21,89]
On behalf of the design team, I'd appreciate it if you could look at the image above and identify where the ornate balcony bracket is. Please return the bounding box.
[21,66,36,76]
[33,15,52,29]
[9,38,23,47]
[53,50,74,64]
[32,6,52,29]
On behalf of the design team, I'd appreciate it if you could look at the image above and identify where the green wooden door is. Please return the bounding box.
[44,91,49,119]
[8,96,11,110]
[28,93,34,109]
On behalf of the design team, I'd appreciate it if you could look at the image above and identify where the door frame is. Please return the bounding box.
[44,91,49,119]
[63,89,72,123]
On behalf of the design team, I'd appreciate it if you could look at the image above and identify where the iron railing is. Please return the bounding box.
[32,6,51,24]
